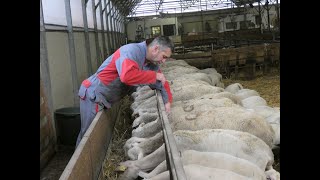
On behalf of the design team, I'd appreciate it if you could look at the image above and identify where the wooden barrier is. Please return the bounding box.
[59,102,121,180]
[172,43,279,79]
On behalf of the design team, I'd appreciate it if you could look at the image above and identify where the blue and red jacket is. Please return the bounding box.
[78,41,173,108]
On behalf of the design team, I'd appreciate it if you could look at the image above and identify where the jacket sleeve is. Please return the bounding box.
[118,58,157,86]
[148,69,173,104]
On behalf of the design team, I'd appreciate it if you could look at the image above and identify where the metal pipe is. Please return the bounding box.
[40,0,54,134]
[110,5,115,51]
[258,1,262,33]
[115,13,120,48]
[109,3,115,52]
[107,2,114,53]
[104,0,112,55]
[64,0,79,106]
[276,0,280,32]
[266,0,271,32]
[99,0,107,59]
[113,9,118,49]
[115,16,119,48]
[92,0,102,67]
[120,17,123,45]
[120,16,124,45]
[81,0,93,75]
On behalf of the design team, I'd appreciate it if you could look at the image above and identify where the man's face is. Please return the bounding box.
[150,45,172,64]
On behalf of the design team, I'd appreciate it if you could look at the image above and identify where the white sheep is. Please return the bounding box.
[241,95,267,109]
[146,164,254,180]
[224,83,243,94]
[119,129,278,180]
[235,88,260,100]
[139,150,266,179]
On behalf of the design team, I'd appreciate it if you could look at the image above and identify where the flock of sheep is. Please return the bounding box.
[117,60,280,180]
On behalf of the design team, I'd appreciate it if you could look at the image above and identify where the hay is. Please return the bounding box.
[103,95,134,180]
[223,71,280,108]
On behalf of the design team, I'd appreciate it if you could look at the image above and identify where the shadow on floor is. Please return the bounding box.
[40,145,75,180]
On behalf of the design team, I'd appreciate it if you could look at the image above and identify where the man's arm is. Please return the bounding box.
[118,58,157,85]
[148,69,173,113]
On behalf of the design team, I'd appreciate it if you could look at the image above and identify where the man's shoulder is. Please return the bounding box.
[121,43,140,52]
[120,42,146,59]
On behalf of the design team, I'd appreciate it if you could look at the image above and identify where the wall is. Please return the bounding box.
[126,4,279,37]
[218,5,279,32]
[40,78,56,171]
[45,31,118,111]
[126,17,178,41]
[178,14,219,34]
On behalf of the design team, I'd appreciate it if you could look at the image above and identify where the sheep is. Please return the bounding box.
[160,65,199,74]
[235,89,260,100]
[132,117,162,138]
[121,63,280,180]
[198,67,218,74]
[132,85,153,99]
[138,160,167,179]
[129,96,274,160]
[119,129,277,180]
[170,97,240,117]
[207,71,224,88]
[266,111,280,124]
[160,59,190,67]
[139,150,266,180]
[119,144,166,180]
[166,72,213,85]
[131,95,157,111]
[171,83,224,102]
[169,79,211,89]
[131,97,276,150]
[188,91,243,106]
[131,107,158,118]
[251,105,279,119]
[270,124,280,145]
[224,83,243,94]
[133,89,155,102]
[146,164,254,180]
[118,144,167,180]
[124,131,164,160]
[169,106,276,148]
[173,129,275,170]
[241,95,268,109]
[132,112,159,128]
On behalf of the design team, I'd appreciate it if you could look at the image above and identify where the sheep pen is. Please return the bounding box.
[103,64,280,180]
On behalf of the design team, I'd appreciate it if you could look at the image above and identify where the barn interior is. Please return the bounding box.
[40,0,280,179]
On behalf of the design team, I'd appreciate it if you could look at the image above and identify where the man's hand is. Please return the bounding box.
[156,72,166,86]
[165,102,171,114]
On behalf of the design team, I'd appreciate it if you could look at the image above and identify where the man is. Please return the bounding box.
[76,36,174,147]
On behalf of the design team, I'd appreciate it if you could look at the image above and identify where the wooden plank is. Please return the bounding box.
[60,130,93,180]
[171,52,211,59]
[183,57,212,69]
[156,90,187,180]
[59,102,121,180]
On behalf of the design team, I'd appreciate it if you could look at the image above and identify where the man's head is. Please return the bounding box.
[146,36,174,65]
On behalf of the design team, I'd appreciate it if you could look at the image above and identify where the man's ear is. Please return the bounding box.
[153,45,159,53]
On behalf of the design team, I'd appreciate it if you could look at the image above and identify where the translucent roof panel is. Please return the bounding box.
[127,0,279,17]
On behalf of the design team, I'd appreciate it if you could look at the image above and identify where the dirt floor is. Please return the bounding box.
[40,145,75,180]
[103,70,280,179]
